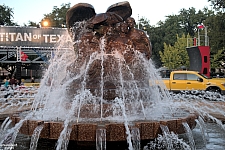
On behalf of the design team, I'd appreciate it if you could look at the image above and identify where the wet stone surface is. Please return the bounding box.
[5,122,225,150]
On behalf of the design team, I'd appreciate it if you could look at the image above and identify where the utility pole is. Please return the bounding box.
[138,14,140,29]
[198,28,200,46]
[205,26,208,46]
[16,46,22,82]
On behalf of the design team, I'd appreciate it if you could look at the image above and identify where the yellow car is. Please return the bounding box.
[162,70,225,94]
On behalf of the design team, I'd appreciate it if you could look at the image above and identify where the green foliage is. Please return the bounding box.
[142,6,224,69]
[138,18,163,67]
[0,4,16,25]
[178,7,209,37]
[211,49,225,68]
[204,12,225,54]
[174,34,190,68]
[159,43,182,70]
[41,3,70,28]
[208,0,225,10]
[160,15,186,46]
[159,34,190,70]
[143,7,213,67]
[27,21,39,27]
[147,24,165,67]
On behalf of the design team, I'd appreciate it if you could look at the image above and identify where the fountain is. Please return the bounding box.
[1,1,225,150]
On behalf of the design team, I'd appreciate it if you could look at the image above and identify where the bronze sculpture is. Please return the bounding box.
[66,1,152,100]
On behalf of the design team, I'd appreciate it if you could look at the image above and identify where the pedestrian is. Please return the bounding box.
[16,79,21,86]
[10,76,16,88]
[31,77,35,83]
[20,79,24,86]
[4,76,10,89]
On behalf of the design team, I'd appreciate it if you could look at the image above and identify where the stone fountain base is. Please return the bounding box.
[10,113,198,142]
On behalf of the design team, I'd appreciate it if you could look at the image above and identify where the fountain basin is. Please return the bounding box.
[10,112,198,142]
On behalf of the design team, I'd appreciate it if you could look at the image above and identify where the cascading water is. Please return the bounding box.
[195,119,207,146]
[0,117,10,131]
[182,122,196,150]
[131,127,140,150]
[4,20,178,149]
[160,124,173,150]
[96,128,106,150]
[26,18,173,125]
[198,116,209,140]
[1,1,225,150]
[29,124,44,150]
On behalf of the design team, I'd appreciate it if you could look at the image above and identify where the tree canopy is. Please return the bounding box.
[159,34,190,69]
[139,6,224,69]
[211,49,225,68]
[0,4,16,25]
[41,3,70,28]
[1,2,224,71]
[208,0,225,10]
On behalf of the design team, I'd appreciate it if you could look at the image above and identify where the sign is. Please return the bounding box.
[0,26,72,47]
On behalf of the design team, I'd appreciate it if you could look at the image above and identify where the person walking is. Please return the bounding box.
[31,77,35,83]
[9,76,16,88]
[4,76,10,89]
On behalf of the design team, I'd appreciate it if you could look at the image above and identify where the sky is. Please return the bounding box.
[1,0,212,26]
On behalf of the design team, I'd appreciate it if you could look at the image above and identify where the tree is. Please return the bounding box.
[41,3,71,28]
[159,43,182,70]
[208,0,225,10]
[149,7,224,69]
[159,15,187,46]
[159,34,190,70]
[138,17,163,67]
[178,7,209,37]
[211,49,225,69]
[145,8,209,67]
[0,4,16,25]
[174,34,190,68]
[204,11,225,54]
[148,25,165,67]
[27,21,39,27]
[145,13,187,67]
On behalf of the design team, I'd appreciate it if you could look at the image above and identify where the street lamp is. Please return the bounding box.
[40,19,50,27]
[43,21,49,27]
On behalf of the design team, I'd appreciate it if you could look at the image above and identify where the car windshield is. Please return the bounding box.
[198,73,211,79]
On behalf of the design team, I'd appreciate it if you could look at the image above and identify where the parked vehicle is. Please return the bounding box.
[161,70,225,94]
